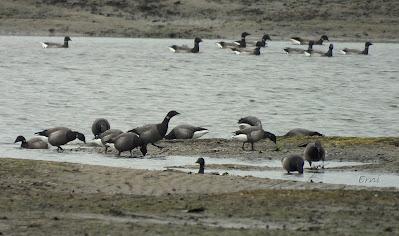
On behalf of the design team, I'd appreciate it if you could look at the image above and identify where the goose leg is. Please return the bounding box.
[104,146,108,153]
[251,142,255,151]
[241,142,246,150]
[152,143,164,149]
[57,146,64,153]
[129,150,133,157]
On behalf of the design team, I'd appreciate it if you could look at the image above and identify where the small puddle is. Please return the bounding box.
[1,146,398,188]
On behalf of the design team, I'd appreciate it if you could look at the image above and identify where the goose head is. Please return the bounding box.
[365,41,373,47]
[321,35,329,41]
[241,32,251,38]
[75,132,86,143]
[14,135,26,143]
[166,110,180,119]
[262,34,271,41]
[264,131,277,144]
[64,36,72,41]
[194,37,202,44]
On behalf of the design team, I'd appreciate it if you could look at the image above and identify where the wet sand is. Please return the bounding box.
[1,137,398,235]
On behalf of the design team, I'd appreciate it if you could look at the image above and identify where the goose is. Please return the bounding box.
[282,155,304,174]
[216,32,250,49]
[232,126,276,151]
[41,36,71,48]
[303,140,325,168]
[47,128,86,152]
[169,37,202,53]
[231,41,262,55]
[128,110,180,155]
[165,124,209,140]
[98,129,123,152]
[284,40,313,54]
[305,44,333,57]
[237,116,262,130]
[14,136,48,149]
[290,35,329,45]
[284,128,323,137]
[340,42,373,55]
[247,34,271,47]
[35,127,69,137]
[113,132,146,157]
[194,158,223,175]
[91,118,111,139]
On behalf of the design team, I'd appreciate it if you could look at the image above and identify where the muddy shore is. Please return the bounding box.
[1,137,398,235]
[1,0,399,41]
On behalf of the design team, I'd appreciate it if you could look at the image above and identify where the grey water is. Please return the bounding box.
[0,36,398,188]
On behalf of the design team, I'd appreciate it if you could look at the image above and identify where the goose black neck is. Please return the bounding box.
[198,164,204,174]
[240,37,246,47]
[20,140,28,148]
[64,40,69,48]
[191,42,200,53]
[159,116,172,137]
[325,48,333,57]
[363,46,369,55]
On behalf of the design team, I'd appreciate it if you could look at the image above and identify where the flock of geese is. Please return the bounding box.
[14,111,325,175]
[40,33,373,57]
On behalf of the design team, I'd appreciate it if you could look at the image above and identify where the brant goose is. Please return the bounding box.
[41,36,71,48]
[237,116,262,130]
[231,41,262,55]
[284,128,323,137]
[113,132,146,157]
[305,44,333,57]
[340,42,373,55]
[232,126,276,151]
[92,118,110,139]
[169,37,202,53]
[290,35,329,45]
[165,124,209,140]
[303,140,325,168]
[284,40,313,54]
[195,157,205,174]
[14,136,48,149]
[216,32,250,49]
[282,155,304,174]
[46,128,86,152]
[128,110,180,155]
[98,129,123,153]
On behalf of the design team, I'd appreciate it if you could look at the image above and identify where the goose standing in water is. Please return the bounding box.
[340,42,373,55]
[237,116,262,130]
[113,132,146,157]
[231,41,262,55]
[92,118,111,139]
[284,40,313,54]
[303,140,325,168]
[14,136,48,149]
[216,32,250,49]
[282,155,304,174]
[232,126,276,151]
[128,110,180,155]
[46,128,86,152]
[169,38,202,53]
[305,44,333,57]
[165,124,209,140]
[290,35,329,45]
[41,36,71,48]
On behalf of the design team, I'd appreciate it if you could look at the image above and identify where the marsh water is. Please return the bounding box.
[0,36,398,187]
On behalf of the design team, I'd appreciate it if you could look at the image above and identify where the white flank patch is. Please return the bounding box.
[168,47,176,53]
[232,134,247,142]
[238,123,251,130]
[290,39,301,45]
[192,130,209,139]
[233,50,241,55]
[41,42,48,48]
[216,42,223,48]
[340,50,347,55]
[233,41,240,46]
[304,51,311,57]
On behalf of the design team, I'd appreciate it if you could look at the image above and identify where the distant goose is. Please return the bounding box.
[216,32,250,49]
[194,157,222,175]
[290,35,329,45]
[113,132,146,157]
[284,128,324,137]
[165,124,209,140]
[98,129,123,152]
[92,118,110,139]
[169,37,202,53]
[284,40,313,54]
[14,136,48,149]
[237,116,262,130]
[232,126,276,151]
[41,36,71,48]
[303,140,325,168]
[46,128,86,152]
[340,42,373,55]
[247,34,271,47]
[231,41,262,55]
[282,155,304,174]
[128,110,180,155]
[305,44,333,57]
